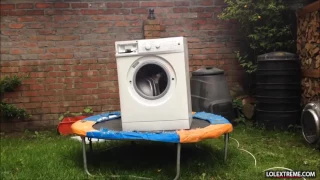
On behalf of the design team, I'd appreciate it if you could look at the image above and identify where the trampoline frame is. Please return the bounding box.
[80,133,230,180]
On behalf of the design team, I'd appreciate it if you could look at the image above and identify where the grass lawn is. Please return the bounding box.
[0,124,319,180]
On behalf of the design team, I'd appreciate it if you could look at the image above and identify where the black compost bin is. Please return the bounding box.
[256,51,301,130]
[190,67,235,122]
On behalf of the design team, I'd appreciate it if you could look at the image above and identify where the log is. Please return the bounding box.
[297,2,320,105]
[301,77,320,105]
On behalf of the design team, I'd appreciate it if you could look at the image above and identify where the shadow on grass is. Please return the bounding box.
[70,140,230,179]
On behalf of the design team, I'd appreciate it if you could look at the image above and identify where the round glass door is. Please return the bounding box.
[133,62,170,100]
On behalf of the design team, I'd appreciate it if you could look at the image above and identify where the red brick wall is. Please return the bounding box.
[0,0,243,129]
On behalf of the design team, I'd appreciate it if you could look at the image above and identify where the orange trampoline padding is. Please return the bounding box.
[177,124,233,143]
[71,111,233,143]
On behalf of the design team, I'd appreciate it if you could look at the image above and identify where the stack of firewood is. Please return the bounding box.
[297,2,320,105]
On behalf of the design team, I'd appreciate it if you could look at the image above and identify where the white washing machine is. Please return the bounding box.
[115,37,193,131]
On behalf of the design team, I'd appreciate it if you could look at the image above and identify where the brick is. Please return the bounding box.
[198,12,213,18]
[199,0,213,6]
[88,3,105,8]
[175,1,190,6]
[214,0,227,6]
[26,23,44,29]
[0,48,9,54]
[22,90,39,97]
[30,72,45,78]
[173,7,189,13]
[79,83,97,89]
[202,48,216,54]
[39,53,56,60]
[192,55,208,60]
[106,2,122,8]
[54,3,70,8]
[193,19,207,25]
[106,63,116,69]
[62,10,80,15]
[16,3,34,9]
[21,54,38,60]
[8,23,24,29]
[21,78,37,85]
[29,84,45,90]
[17,16,34,22]
[54,15,71,21]
[141,2,157,7]
[63,35,79,41]
[30,96,46,102]
[80,9,103,15]
[131,8,148,14]
[10,48,27,55]
[47,72,65,77]
[38,41,55,47]
[28,48,45,54]
[74,52,90,58]
[91,15,123,21]
[157,2,174,7]
[82,71,99,77]
[104,9,130,15]
[123,2,140,8]
[92,27,108,34]
[46,36,62,41]
[26,10,44,15]
[190,7,205,12]
[44,78,56,84]
[203,60,216,66]
[1,30,18,36]
[73,65,88,71]
[46,84,65,90]
[144,20,160,25]
[56,53,73,59]
[72,3,88,9]
[24,42,37,48]
[189,49,201,55]
[0,4,15,10]
[124,15,140,21]
[167,14,181,19]
[35,3,52,9]
[1,67,19,73]
[1,11,8,16]
[38,29,56,35]
[144,24,161,31]
[12,97,30,103]
[127,27,142,33]
[115,21,130,27]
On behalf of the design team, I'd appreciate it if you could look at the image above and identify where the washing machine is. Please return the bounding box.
[115,37,193,131]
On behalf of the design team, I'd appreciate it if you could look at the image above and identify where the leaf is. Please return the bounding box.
[58,115,64,121]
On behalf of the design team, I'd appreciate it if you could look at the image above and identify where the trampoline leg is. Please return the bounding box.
[81,136,93,176]
[88,138,93,153]
[224,133,229,162]
[173,143,181,180]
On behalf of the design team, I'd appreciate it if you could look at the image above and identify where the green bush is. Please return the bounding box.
[219,0,296,74]
[0,75,31,121]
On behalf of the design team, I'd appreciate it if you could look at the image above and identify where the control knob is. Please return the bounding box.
[155,42,160,49]
[145,43,151,50]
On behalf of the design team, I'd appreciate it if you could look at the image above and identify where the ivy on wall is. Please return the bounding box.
[0,75,31,121]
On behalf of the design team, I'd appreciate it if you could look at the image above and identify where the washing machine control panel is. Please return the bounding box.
[115,37,185,57]
[138,38,184,54]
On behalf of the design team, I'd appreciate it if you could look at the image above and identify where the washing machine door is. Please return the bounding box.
[128,55,176,102]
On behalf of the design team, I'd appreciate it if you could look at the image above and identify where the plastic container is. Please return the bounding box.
[57,116,88,135]
[190,67,235,122]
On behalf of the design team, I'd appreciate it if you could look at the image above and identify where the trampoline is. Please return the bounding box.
[71,111,233,180]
